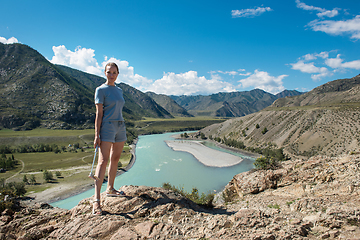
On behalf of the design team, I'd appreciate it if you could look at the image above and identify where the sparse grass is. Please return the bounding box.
[0,129,94,148]
[268,203,280,209]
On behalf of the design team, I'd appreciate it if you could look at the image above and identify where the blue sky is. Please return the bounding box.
[1,0,359,95]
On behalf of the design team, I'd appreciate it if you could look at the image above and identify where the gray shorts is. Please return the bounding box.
[100,121,127,143]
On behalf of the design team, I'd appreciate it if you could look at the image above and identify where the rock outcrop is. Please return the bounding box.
[1,153,359,239]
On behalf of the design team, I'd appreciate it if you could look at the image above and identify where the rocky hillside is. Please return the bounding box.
[0,43,95,130]
[146,92,193,117]
[170,89,303,117]
[0,43,173,130]
[201,75,360,158]
[2,153,359,239]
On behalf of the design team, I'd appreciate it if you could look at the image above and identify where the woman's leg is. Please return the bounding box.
[107,141,125,191]
[94,141,112,203]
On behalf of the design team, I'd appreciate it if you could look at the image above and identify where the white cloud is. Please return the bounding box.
[238,70,287,94]
[317,9,339,18]
[50,45,103,76]
[325,54,360,70]
[291,60,327,74]
[218,70,238,76]
[231,7,272,18]
[295,0,339,18]
[291,51,360,81]
[215,69,252,77]
[342,60,360,70]
[290,57,331,81]
[145,71,237,95]
[308,15,360,40]
[311,72,332,81]
[239,72,252,76]
[324,54,343,68]
[0,36,19,44]
[49,45,152,89]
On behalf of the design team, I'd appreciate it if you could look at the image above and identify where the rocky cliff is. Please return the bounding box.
[1,153,359,239]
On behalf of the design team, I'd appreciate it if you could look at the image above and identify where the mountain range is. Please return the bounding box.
[169,89,302,117]
[0,42,305,131]
[201,74,360,157]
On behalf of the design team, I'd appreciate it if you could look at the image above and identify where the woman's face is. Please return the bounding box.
[105,66,119,82]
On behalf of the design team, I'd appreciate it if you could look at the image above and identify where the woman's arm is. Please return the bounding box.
[94,104,103,148]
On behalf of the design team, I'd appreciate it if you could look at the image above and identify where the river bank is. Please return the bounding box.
[25,142,137,205]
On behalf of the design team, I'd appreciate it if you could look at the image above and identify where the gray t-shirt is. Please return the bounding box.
[94,84,125,122]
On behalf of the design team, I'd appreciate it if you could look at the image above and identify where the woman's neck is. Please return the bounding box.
[105,81,115,86]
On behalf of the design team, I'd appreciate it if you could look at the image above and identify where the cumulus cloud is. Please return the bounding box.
[50,45,103,76]
[145,71,237,96]
[308,15,360,40]
[49,45,152,88]
[325,54,360,70]
[291,51,360,81]
[238,70,287,94]
[290,54,332,81]
[0,36,19,44]
[295,0,339,18]
[231,6,272,18]
[291,60,328,74]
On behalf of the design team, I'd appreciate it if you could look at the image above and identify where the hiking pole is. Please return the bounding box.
[89,146,100,180]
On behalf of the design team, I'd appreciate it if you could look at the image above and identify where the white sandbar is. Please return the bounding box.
[165,140,243,167]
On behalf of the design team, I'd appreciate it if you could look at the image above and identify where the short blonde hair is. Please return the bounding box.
[105,62,119,73]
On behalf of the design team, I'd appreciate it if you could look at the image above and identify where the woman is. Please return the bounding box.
[92,62,127,215]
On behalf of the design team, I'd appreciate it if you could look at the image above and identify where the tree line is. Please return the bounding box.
[0,153,16,170]
[207,134,288,170]
[0,143,82,154]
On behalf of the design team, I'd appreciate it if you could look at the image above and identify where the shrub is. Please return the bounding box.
[23,175,29,185]
[162,182,214,208]
[254,156,278,170]
[29,175,36,185]
[43,170,53,182]
[262,127,268,134]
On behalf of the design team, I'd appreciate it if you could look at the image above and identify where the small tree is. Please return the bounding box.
[29,175,36,185]
[242,129,247,137]
[200,132,207,140]
[55,171,61,178]
[43,170,53,182]
[256,124,260,129]
[13,182,26,197]
[254,156,278,170]
[23,175,29,185]
[262,127,268,134]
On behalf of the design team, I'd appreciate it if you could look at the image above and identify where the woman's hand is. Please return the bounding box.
[94,136,101,149]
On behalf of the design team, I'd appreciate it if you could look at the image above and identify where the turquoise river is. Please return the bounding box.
[51,132,255,209]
